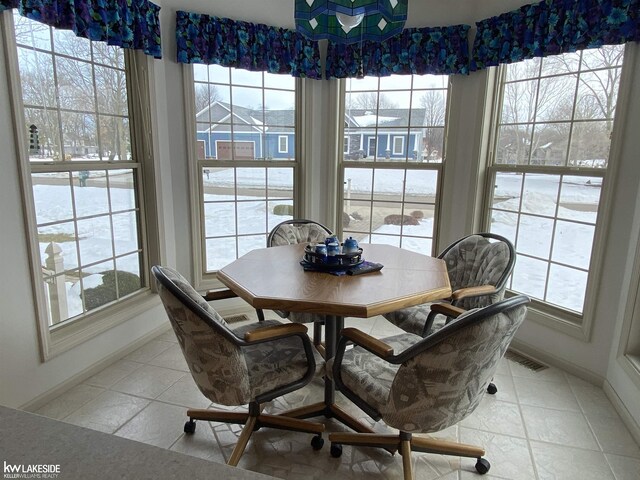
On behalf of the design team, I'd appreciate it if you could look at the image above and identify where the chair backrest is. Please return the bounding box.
[382,295,529,433]
[151,265,253,406]
[268,219,332,247]
[439,233,515,310]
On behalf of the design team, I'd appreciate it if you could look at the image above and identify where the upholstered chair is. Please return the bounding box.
[383,233,515,338]
[151,265,325,467]
[263,219,333,352]
[328,295,530,479]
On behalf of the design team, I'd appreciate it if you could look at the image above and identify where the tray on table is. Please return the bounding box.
[301,244,363,272]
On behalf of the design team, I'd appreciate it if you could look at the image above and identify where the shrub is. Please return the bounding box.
[384,214,419,226]
[273,204,294,216]
[84,270,141,311]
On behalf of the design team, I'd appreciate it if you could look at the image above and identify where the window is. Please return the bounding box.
[486,46,625,318]
[278,135,288,153]
[343,136,349,154]
[191,65,297,275]
[392,136,404,155]
[7,13,156,352]
[341,74,448,254]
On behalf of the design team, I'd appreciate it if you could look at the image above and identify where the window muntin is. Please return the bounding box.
[341,74,448,255]
[487,45,625,316]
[12,12,146,328]
[192,65,297,273]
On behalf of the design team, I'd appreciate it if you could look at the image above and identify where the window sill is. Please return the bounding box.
[43,290,161,361]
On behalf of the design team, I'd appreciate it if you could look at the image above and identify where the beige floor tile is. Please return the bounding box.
[572,383,621,418]
[114,401,185,448]
[83,359,142,388]
[33,305,640,480]
[521,405,599,450]
[111,365,184,399]
[514,377,581,411]
[530,440,615,480]
[156,374,212,409]
[123,339,174,363]
[64,390,149,433]
[461,399,526,438]
[605,453,640,480]
[586,414,640,458]
[147,344,190,372]
[35,384,104,420]
[170,422,227,464]
[155,329,178,343]
[459,428,536,480]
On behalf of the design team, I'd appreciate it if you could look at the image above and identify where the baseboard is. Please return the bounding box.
[20,322,172,413]
[603,380,640,446]
[509,339,605,386]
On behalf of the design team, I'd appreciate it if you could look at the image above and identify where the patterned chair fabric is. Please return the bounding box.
[154,266,317,406]
[333,297,528,433]
[268,221,330,247]
[444,234,511,310]
[383,233,514,336]
[268,220,332,324]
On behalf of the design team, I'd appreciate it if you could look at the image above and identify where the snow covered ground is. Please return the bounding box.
[34,169,601,319]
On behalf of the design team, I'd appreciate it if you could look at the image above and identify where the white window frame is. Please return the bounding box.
[2,13,161,360]
[482,45,631,338]
[338,75,449,256]
[278,135,288,153]
[185,65,302,290]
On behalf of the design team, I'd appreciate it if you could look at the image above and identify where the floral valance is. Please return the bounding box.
[325,24,471,78]
[175,11,322,79]
[471,0,640,70]
[0,0,162,58]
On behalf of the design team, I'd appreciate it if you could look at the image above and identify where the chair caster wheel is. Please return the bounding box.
[184,419,196,434]
[475,457,490,474]
[311,434,324,450]
[487,382,498,395]
[330,443,343,458]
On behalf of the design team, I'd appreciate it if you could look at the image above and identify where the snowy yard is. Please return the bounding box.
[34,168,601,318]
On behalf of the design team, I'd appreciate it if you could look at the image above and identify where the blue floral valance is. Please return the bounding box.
[175,11,322,79]
[325,24,470,78]
[0,0,162,58]
[471,0,640,70]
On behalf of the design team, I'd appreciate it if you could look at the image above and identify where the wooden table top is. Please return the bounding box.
[217,243,451,318]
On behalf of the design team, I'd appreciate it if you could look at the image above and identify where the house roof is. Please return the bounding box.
[196,101,294,133]
[196,101,428,133]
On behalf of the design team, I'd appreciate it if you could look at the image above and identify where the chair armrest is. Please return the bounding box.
[430,303,467,318]
[340,327,394,359]
[450,285,496,301]
[243,323,308,343]
[203,289,238,301]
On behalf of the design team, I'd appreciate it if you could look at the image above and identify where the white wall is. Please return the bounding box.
[1,0,638,432]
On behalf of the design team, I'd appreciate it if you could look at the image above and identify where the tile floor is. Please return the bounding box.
[34,311,640,480]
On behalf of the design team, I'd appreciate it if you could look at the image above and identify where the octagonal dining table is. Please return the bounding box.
[217,243,451,433]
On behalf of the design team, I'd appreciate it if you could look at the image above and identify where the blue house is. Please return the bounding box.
[196,102,431,162]
[195,101,295,160]
[343,108,430,161]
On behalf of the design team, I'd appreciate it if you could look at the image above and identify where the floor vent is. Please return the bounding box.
[224,314,250,324]
[506,350,548,372]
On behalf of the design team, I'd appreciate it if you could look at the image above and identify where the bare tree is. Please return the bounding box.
[195,83,221,114]
[350,92,398,110]
[418,90,446,159]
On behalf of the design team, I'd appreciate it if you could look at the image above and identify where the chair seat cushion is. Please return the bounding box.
[327,333,421,413]
[383,305,445,336]
[233,320,323,400]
